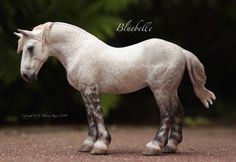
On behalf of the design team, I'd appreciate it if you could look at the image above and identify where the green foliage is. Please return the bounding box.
[0,0,138,123]
[5,115,18,123]
[100,94,121,117]
[113,0,236,124]
[184,116,210,127]
[0,0,235,124]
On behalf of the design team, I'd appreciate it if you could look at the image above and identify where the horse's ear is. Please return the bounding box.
[17,29,34,37]
[14,32,22,38]
[14,32,25,54]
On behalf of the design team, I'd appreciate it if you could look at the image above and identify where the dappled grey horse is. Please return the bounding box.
[14,22,215,155]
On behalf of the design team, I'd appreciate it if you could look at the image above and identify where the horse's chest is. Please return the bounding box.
[66,65,98,90]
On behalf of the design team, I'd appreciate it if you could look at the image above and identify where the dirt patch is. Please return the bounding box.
[0,125,235,162]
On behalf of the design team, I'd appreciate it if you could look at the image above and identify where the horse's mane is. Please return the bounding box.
[17,22,97,53]
[51,22,99,43]
[16,35,25,53]
[53,22,86,33]
[16,23,52,53]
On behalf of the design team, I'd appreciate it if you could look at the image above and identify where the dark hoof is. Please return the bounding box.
[90,146,107,155]
[142,147,161,156]
[161,145,177,153]
[80,144,93,152]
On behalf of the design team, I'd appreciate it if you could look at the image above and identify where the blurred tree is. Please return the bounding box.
[0,0,139,123]
[109,0,236,124]
[0,0,235,124]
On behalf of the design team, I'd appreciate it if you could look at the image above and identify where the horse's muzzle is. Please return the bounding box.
[22,72,38,83]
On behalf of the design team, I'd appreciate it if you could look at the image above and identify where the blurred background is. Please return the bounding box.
[0,0,235,126]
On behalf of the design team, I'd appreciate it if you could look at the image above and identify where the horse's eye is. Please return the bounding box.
[27,46,34,53]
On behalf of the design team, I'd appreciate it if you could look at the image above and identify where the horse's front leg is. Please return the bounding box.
[80,94,98,152]
[80,85,111,155]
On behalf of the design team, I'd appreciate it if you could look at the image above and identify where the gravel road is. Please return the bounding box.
[0,125,235,162]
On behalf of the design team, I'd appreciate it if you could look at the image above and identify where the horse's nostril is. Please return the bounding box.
[22,73,30,82]
[22,72,37,82]
[22,73,29,80]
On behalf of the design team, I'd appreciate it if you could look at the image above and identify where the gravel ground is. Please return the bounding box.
[0,125,235,162]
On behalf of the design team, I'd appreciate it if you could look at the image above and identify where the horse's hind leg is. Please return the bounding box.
[143,64,185,155]
[162,99,184,153]
[142,88,177,155]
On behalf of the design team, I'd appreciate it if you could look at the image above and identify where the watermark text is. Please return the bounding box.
[20,113,68,120]
[116,19,152,32]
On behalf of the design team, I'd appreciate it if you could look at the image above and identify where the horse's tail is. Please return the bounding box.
[183,49,216,108]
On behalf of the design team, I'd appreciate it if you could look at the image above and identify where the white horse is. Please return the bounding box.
[14,22,215,155]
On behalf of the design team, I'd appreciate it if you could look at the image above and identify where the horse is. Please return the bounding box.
[14,22,215,155]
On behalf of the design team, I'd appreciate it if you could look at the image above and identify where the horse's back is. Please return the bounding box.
[96,38,185,94]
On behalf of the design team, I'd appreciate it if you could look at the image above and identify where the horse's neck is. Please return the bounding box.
[48,23,98,70]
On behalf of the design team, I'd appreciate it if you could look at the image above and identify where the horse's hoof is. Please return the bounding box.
[161,145,177,153]
[90,146,107,155]
[80,144,93,152]
[142,147,161,156]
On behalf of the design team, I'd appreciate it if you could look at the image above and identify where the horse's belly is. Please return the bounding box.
[99,81,148,94]
[98,70,148,94]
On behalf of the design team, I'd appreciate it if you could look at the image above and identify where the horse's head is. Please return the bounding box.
[14,23,52,82]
